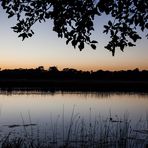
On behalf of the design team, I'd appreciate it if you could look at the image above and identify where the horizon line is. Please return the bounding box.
[0,66,147,72]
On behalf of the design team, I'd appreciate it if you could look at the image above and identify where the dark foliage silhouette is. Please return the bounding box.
[0,0,147,55]
[0,67,148,81]
[0,67,148,91]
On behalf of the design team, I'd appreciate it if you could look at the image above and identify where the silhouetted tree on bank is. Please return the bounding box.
[48,66,59,72]
[0,67,147,81]
[0,0,147,55]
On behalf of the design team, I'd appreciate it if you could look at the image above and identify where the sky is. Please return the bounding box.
[0,6,148,71]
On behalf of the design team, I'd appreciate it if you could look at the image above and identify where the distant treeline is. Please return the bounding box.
[0,66,148,81]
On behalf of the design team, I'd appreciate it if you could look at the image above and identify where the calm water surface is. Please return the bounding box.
[0,91,147,125]
[0,91,147,147]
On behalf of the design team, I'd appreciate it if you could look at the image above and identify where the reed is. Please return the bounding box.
[0,111,148,148]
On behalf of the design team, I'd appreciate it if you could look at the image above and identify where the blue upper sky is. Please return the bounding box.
[0,6,148,71]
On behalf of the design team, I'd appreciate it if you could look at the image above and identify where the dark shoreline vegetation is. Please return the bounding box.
[0,67,148,92]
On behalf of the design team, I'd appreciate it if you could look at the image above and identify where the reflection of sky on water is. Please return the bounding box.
[0,91,147,126]
[0,91,148,143]
[0,92,148,147]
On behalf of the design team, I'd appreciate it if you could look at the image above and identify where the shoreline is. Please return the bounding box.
[0,79,148,92]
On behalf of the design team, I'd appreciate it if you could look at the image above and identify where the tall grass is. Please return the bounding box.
[0,111,148,148]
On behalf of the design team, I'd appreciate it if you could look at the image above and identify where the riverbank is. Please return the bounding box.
[0,79,148,92]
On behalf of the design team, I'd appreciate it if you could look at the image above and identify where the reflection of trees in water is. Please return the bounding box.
[0,89,148,99]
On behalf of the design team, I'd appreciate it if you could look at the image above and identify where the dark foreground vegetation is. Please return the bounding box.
[0,112,148,148]
[0,67,148,92]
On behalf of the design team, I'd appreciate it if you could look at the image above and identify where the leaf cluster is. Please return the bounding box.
[0,0,98,50]
[99,0,148,55]
[0,0,147,55]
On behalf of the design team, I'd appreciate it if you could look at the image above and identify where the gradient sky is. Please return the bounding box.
[0,6,148,71]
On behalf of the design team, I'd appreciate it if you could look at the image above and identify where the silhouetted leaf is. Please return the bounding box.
[78,42,84,51]
[66,38,72,45]
[128,42,135,47]
[28,33,32,37]
[120,45,124,51]
[25,13,32,17]
[91,44,96,50]
[11,26,18,30]
[104,25,109,29]
[108,21,112,26]
[110,30,114,36]
[31,30,34,34]
[72,40,77,48]
[8,12,14,18]
[112,50,115,56]
[18,33,28,41]
[91,40,98,44]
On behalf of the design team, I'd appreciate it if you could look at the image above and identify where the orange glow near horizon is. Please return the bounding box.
[1,63,148,71]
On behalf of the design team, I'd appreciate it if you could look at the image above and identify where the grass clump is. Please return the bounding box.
[0,111,148,148]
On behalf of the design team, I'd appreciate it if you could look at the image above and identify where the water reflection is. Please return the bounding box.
[0,90,148,147]
[0,89,148,98]
[0,90,147,124]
